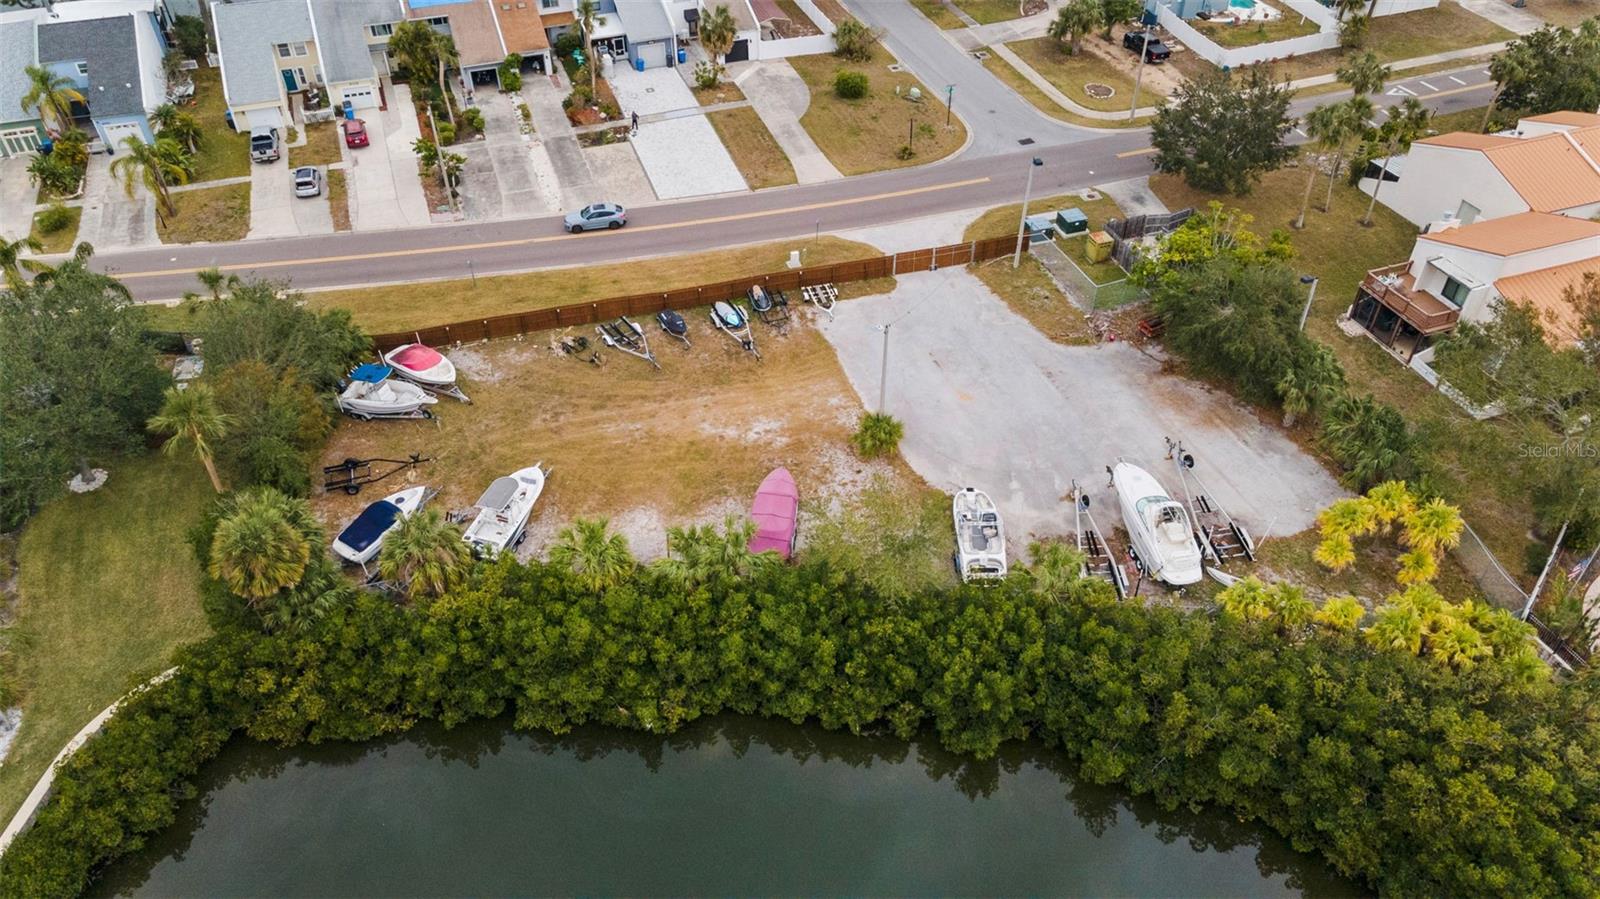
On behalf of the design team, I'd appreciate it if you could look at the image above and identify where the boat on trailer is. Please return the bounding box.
[710,301,760,359]
[748,468,799,560]
[1111,461,1204,587]
[462,464,546,558]
[331,485,430,570]
[657,310,691,346]
[1071,480,1130,598]
[337,364,438,420]
[952,487,1007,581]
[1165,438,1256,566]
[383,341,470,403]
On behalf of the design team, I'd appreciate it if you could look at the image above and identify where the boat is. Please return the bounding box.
[383,342,470,402]
[953,487,1007,581]
[330,485,429,568]
[748,467,799,560]
[337,364,438,420]
[710,300,760,358]
[1112,462,1204,587]
[462,464,545,558]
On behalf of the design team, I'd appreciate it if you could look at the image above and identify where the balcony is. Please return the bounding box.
[1359,263,1461,335]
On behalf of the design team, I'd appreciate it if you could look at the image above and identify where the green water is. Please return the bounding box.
[92,716,1361,897]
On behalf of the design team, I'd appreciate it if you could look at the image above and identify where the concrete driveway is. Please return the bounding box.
[77,152,158,250]
[454,91,557,222]
[609,65,746,200]
[818,269,1345,554]
[247,155,297,239]
[347,87,431,231]
[609,66,696,115]
[0,156,34,241]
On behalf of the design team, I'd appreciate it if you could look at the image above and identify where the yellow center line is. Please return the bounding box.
[1116,147,1158,158]
[1419,81,1494,100]
[113,176,995,280]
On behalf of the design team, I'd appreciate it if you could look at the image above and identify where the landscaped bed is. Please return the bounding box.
[979,52,1153,129]
[708,107,798,190]
[28,206,81,255]
[693,80,746,106]
[787,47,967,176]
[157,183,251,244]
[288,121,343,168]
[1004,38,1165,114]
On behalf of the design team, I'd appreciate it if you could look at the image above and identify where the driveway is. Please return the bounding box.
[0,156,34,241]
[521,74,600,211]
[77,152,157,250]
[737,62,842,185]
[609,66,745,200]
[818,269,1345,552]
[247,155,297,239]
[455,91,558,222]
[609,66,696,115]
[347,84,432,231]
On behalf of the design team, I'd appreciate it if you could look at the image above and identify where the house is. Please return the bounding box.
[1348,212,1600,361]
[617,0,677,70]
[404,0,509,87]
[0,17,44,156]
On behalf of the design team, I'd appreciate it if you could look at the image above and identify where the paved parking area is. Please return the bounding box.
[247,155,296,239]
[0,156,34,241]
[78,152,157,250]
[347,85,431,231]
[609,66,696,115]
[818,269,1345,549]
[630,116,747,199]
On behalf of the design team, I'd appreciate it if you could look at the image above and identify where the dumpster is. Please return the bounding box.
[1055,207,1088,235]
[1085,230,1114,263]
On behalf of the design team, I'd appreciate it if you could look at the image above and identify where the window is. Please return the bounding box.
[369,22,394,37]
[427,15,448,25]
[1440,276,1471,306]
[75,61,89,76]
[541,0,558,8]
[275,42,306,58]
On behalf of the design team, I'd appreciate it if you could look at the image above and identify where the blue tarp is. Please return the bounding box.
[337,499,402,554]
[350,363,391,383]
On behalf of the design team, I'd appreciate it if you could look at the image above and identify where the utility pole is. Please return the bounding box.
[1298,275,1318,331]
[945,83,955,128]
[1012,157,1044,269]
[908,112,915,151]
[876,322,891,412]
[1129,28,1152,121]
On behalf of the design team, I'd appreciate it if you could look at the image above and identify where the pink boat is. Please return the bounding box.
[382,342,470,403]
[748,467,799,560]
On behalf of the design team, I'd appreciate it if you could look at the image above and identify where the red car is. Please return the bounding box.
[342,118,369,148]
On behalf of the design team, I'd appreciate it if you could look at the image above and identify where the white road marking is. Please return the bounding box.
[1448,75,1466,85]
[1418,80,1439,92]
[1387,85,1416,97]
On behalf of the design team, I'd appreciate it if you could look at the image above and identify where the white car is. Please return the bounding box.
[293,166,322,198]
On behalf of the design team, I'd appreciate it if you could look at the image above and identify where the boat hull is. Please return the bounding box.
[952,487,1007,581]
[1112,462,1203,587]
[331,486,428,566]
[463,465,545,558]
[748,468,799,560]
[384,343,457,387]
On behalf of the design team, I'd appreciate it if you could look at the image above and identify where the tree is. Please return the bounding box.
[110,136,188,223]
[1335,50,1390,97]
[1294,103,1341,230]
[1151,68,1294,196]
[1320,95,1373,214]
[804,481,947,601]
[388,20,443,85]
[189,278,367,391]
[498,53,523,92]
[173,14,208,58]
[1320,394,1414,489]
[0,234,47,289]
[210,360,333,496]
[20,63,83,131]
[1027,539,1085,597]
[700,4,737,62]
[832,17,878,62]
[1314,595,1366,632]
[1360,97,1429,226]
[435,35,460,126]
[1490,22,1600,119]
[549,517,636,591]
[1047,0,1103,55]
[1338,12,1368,50]
[207,487,318,603]
[1098,0,1142,40]
[576,0,605,95]
[151,103,203,154]
[147,384,232,493]
[378,507,470,599]
[1275,343,1344,427]
[653,515,775,587]
[0,256,168,528]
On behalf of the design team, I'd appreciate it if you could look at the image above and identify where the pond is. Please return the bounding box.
[92,716,1361,896]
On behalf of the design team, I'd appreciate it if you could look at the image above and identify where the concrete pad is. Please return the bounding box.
[78,152,157,250]
[346,82,432,230]
[290,168,334,236]
[1097,177,1170,218]
[629,116,746,199]
[838,207,984,254]
[521,75,599,212]
[609,65,697,116]
[583,142,657,207]
[0,156,35,242]
[247,155,297,239]
[737,61,842,185]
[818,269,1345,554]
[454,91,554,222]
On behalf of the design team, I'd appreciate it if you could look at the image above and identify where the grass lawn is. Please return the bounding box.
[787,48,967,175]
[979,53,1153,128]
[693,80,746,106]
[299,236,883,333]
[327,169,351,232]
[29,206,81,255]
[708,107,797,190]
[158,182,250,244]
[951,0,1024,25]
[1292,57,1496,98]
[0,454,210,826]
[1427,105,1493,136]
[1526,0,1598,27]
[1193,14,1320,49]
[909,0,965,29]
[288,121,343,168]
[1004,38,1165,114]
[187,66,251,183]
[1148,168,1540,572]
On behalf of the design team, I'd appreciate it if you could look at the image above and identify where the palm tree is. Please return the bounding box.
[549,517,636,591]
[654,515,772,588]
[152,103,203,154]
[576,0,606,94]
[436,35,460,126]
[1027,539,1084,597]
[194,266,241,300]
[1313,533,1356,570]
[1335,50,1390,97]
[1218,576,1274,621]
[1364,480,1414,533]
[0,234,48,289]
[110,135,188,222]
[1267,583,1315,635]
[1361,97,1429,226]
[1395,547,1438,585]
[1401,497,1463,557]
[1314,595,1366,633]
[699,4,737,63]
[1318,496,1379,540]
[1276,345,1344,427]
[1098,0,1142,41]
[147,383,232,493]
[1047,0,1102,55]
[1322,95,1373,214]
[378,507,471,599]
[1482,52,1524,134]
[208,488,318,603]
[20,64,84,131]
[1364,601,1423,654]
[1294,103,1340,229]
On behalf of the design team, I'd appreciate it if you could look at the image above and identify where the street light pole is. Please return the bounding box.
[1298,275,1319,331]
[1129,28,1151,121]
[876,323,891,412]
[945,83,955,128]
[1012,156,1044,269]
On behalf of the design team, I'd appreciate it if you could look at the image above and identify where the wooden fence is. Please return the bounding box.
[369,236,1016,351]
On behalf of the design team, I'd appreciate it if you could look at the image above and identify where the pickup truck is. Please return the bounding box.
[249,126,280,163]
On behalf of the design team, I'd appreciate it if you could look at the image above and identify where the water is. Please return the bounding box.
[93,716,1362,897]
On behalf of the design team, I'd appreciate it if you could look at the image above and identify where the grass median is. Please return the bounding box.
[1004,38,1166,114]
[787,48,967,176]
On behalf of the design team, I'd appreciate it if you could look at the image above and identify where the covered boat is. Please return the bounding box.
[1112,461,1204,587]
[337,364,437,420]
[952,487,1007,581]
[383,342,457,387]
[748,467,799,560]
[462,464,545,558]
[331,485,429,567]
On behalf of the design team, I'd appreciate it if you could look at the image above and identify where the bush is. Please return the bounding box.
[174,14,208,58]
[51,130,89,171]
[35,203,73,234]
[28,153,81,197]
[554,31,581,58]
[435,121,457,145]
[833,69,869,100]
[694,59,723,90]
[833,16,878,62]
[850,411,904,458]
[498,53,523,92]
[460,107,484,132]
[566,83,594,110]
[895,144,915,160]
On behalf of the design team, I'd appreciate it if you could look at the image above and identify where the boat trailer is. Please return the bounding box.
[656,310,691,347]
[597,315,660,370]
[748,285,792,332]
[414,379,470,404]
[322,452,432,495]
[1071,479,1133,599]
[1164,438,1257,565]
[711,301,761,360]
[801,283,838,319]
[559,334,601,366]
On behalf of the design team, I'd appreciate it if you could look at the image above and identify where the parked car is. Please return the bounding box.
[1123,31,1171,63]
[293,166,322,198]
[342,118,369,148]
[249,126,280,163]
[563,202,627,233]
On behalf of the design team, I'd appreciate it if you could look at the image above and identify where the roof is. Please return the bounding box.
[406,0,504,68]
[311,0,403,84]
[1420,211,1600,257]
[0,18,39,125]
[1495,257,1600,345]
[749,0,787,23]
[540,9,574,26]
[1414,132,1520,151]
[618,0,672,43]
[1481,133,1600,212]
[211,0,314,107]
[37,15,146,117]
[1521,110,1600,129]
[494,0,549,54]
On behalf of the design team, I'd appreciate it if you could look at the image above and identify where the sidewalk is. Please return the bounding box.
[988,43,1163,121]
[736,61,843,185]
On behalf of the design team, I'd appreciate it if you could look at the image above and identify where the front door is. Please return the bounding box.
[282,68,298,92]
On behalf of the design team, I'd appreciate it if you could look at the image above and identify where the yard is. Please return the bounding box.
[28,206,81,255]
[288,121,343,168]
[187,66,251,183]
[1526,0,1598,27]
[909,0,965,29]
[708,107,798,190]
[1004,38,1166,114]
[787,47,967,176]
[327,169,351,231]
[979,53,1152,128]
[693,80,746,106]
[1192,12,1321,48]
[157,182,250,244]
[951,0,1029,25]
[0,454,210,827]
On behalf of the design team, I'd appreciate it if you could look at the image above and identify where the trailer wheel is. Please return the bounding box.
[344,484,361,496]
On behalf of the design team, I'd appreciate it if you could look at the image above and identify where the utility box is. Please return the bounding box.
[1085,230,1114,263]
[1024,212,1056,243]
[1055,207,1088,236]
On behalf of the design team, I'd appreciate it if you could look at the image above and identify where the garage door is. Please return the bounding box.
[342,85,378,109]
[100,121,144,153]
[725,39,749,63]
[1,127,41,156]
[637,40,667,69]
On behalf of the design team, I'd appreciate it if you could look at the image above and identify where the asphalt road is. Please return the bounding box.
[95,52,1495,302]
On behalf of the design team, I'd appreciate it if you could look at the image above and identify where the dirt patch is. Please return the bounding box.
[1084,27,1188,96]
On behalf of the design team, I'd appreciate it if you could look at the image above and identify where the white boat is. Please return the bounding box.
[330,485,429,567]
[953,487,1007,581]
[462,464,545,558]
[337,364,438,420]
[383,342,457,387]
[1112,462,1204,587]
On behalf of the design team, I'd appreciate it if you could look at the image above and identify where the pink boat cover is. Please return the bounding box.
[391,344,443,372]
[748,467,799,560]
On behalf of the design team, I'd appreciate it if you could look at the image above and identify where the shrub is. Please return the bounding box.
[896,144,915,160]
[833,69,869,100]
[554,31,581,58]
[567,83,595,110]
[174,15,208,57]
[461,107,484,132]
[850,411,904,458]
[833,16,878,62]
[498,53,523,92]
[694,59,723,90]
[35,203,73,235]
[27,153,81,197]
[52,130,89,170]
[436,122,457,145]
